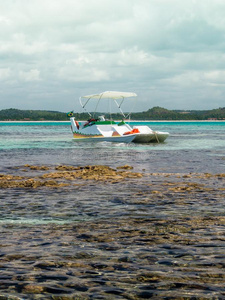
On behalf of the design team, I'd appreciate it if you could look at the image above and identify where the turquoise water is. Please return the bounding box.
[0,121,225,173]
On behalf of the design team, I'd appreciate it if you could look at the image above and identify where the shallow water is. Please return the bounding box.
[0,121,225,299]
[0,121,225,173]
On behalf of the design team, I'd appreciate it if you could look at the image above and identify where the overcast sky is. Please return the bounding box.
[1,0,225,112]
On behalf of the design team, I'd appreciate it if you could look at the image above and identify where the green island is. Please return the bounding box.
[1,107,225,121]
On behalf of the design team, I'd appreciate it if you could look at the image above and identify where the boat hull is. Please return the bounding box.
[132,126,169,143]
[133,132,169,143]
[72,134,136,143]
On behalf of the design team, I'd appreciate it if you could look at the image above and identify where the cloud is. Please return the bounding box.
[19,69,41,82]
[1,0,225,111]
[0,68,11,80]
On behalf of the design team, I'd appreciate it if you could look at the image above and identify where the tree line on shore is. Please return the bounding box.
[1,107,225,121]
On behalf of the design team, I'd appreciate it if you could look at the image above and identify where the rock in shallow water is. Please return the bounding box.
[0,166,225,299]
[0,164,143,188]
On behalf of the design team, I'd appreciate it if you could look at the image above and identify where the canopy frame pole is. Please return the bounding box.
[79,91,137,120]
[124,97,136,121]
[114,98,126,118]
[79,97,92,117]
[93,94,103,118]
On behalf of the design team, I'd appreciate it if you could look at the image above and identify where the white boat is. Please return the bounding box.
[70,91,169,143]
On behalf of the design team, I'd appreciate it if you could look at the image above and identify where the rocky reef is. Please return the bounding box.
[0,164,142,188]
[0,165,225,299]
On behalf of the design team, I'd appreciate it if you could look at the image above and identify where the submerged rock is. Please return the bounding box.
[0,168,225,299]
[117,165,133,170]
[22,284,45,293]
[0,164,143,188]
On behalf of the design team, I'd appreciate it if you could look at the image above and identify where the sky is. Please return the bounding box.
[1,0,225,113]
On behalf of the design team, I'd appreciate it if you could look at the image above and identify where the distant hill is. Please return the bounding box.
[0,108,89,121]
[106,106,225,120]
[0,108,66,121]
[129,106,225,120]
[1,107,225,121]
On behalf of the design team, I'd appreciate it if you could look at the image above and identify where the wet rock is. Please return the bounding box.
[0,164,143,188]
[118,256,134,263]
[91,263,109,269]
[39,274,69,281]
[45,166,131,184]
[55,165,79,171]
[90,279,107,286]
[117,165,133,170]
[72,252,94,259]
[51,297,81,300]
[29,165,50,170]
[22,284,45,293]
[157,259,174,266]
[45,286,72,294]
[0,280,17,289]
[0,176,68,188]
[77,233,92,240]
[64,283,89,292]
[34,261,57,270]
[104,287,125,295]
[137,291,154,298]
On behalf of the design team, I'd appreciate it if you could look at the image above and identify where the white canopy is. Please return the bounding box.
[82,91,137,100]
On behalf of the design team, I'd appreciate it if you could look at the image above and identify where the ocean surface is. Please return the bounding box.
[0,120,225,173]
[0,121,225,299]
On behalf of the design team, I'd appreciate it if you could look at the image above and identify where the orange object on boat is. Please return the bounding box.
[123,128,140,135]
[132,128,140,133]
